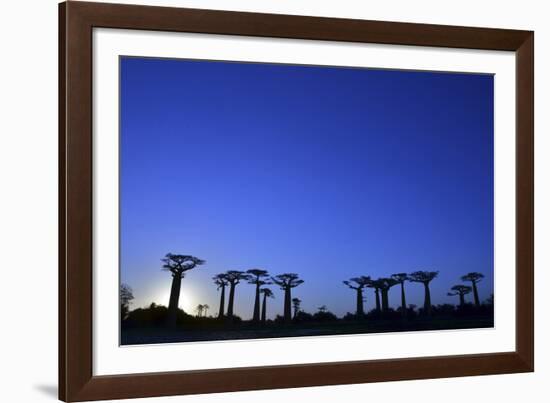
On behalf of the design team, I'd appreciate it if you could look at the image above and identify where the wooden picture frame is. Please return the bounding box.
[59,1,534,401]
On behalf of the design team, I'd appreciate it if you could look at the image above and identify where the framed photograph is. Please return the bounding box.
[59,1,534,401]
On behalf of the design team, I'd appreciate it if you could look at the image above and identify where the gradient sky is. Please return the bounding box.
[120,57,494,319]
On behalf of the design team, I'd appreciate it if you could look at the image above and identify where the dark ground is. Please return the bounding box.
[121,316,494,345]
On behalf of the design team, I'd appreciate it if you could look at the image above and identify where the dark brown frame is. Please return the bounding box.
[59,1,534,401]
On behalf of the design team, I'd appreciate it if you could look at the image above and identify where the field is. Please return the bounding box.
[121,315,494,345]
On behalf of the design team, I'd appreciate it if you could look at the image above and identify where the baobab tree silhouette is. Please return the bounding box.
[213,273,229,319]
[378,277,399,313]
[461,272,484,307]
[271,273,304,323]
[162,253,205,327]
[292,297,302,319]
[246,269,270,323]
[447,285,472,307]
[409,271,439,316]
[391,273,409,317]
[343,276,371,317]
[366,278,383,313]
[120,283,134,321]
[225,270,251,319]
[260,287,274,324]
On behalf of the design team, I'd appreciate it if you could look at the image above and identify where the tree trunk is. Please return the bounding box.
[459,293,465,306]
[356,288,364,317]
[284,287,291,323]
[227,283,236,318]
[400,282,407,317]
[374,289,381,312]
[261,293,267,323]
[218,284,225,318]
[472,281,480,307]
[423,283,432,316]
[167,274,182,327]
[381,289,389,312]
[252,283,261,322]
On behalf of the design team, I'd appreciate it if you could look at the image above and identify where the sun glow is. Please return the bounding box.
[153,287,197,314]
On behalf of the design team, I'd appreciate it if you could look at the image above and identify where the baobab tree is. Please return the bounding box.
[260,288,274,324]
[162,253,205,327]
[213,273,229,319]
[366,278,383,313]
[292,298,302,319]
[343,276,371,317]
[461,272,484,307]
[120,283,134,320]
[447,285,472,307]
[225,270,251,319]
[246,269,270,322]
[271,273,304,323]
[408,271,439,316]
[391,273,409,316]
[378,277,399,312]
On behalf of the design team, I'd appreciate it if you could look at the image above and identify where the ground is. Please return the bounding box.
[121,316,494,345]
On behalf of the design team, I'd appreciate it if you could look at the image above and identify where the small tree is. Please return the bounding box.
[292,297,302,319]
[246,269,270,322]
[461,272,484,307]
[203,304,210,317]
[391,273,409,317]
[313,305,337,321]
[447,285,472,307]
[260,288,274,324]
[162,253,205,327]
[213,273,229,319]
[225,270,251,319]
[120,283,134,321]
[343,276,371,317]
[271,273,304,323]
[195,304,204,317]
[409,271,439,316]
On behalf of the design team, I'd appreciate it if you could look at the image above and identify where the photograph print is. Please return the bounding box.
[119,57,494,345]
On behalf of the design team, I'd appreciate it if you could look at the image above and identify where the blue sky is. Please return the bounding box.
[120,57,494,319]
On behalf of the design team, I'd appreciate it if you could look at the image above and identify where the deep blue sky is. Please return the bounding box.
[120,57,494,319]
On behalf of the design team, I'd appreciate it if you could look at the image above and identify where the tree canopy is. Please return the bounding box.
[271,273,304,289]
[409,271,439,284]
[225,270,251,284]
[391,273,408,283]
[343,276,371,290]
[448,285,472,296]
[260,288,274,298]
[461,272,484,283]
[161,253,205,277]
[212,273,229,288]
[246,269,269,283]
